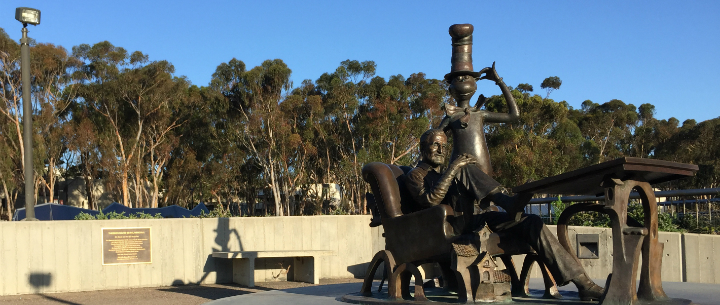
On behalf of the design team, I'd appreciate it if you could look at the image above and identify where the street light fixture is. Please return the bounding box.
[15,7,41,25]
[16,7,41,220]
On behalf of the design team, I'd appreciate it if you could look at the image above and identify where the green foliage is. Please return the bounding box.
[73,212,97,220]
[568,211,611,228]
[677,210,720,234]
[74,211,163,220]
[194,204,234,218]
[329,205,350,215]
[516,83,533,93]
[552,200,611,228]
[540,76,562,98]
[657,212,686,233]
[550,197,566,225]
[553,201,687,232]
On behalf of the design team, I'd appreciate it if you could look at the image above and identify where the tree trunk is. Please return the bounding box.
[214,192,222,209]
[133,155,144,208]
[34,177,41,205]
[2,179,11,220]
[47,158,56,204]
[151,176,159,209]
[281,181,291,216]
[122,170,130,207]
[247,188,256,216]
[84,176,95,210]
[269,163,283,216]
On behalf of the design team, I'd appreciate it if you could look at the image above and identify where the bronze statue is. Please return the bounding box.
[352,23,698,305]
[406,129,604,301]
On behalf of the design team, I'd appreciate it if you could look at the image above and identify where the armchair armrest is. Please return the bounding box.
[362,162,403,219]
[383,204,456,264]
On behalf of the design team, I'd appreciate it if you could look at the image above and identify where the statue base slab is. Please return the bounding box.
[341,287,694,305]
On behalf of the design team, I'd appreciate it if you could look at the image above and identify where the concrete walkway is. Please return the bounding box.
[0,280,362,305]
[0,278,716,305]
[205,279,720,305]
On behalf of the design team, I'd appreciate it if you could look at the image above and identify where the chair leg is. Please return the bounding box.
[391,263,428,302]
[438,261,458,292]
[536,259,561,299]
[400,270,412,299]
[361,250,396,297]
[452,253,476,303]
[378,271,386,292]
[519,254,561,299]
[499,255,527,297]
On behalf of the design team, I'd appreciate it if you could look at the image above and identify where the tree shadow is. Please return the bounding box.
[28,272,81,305]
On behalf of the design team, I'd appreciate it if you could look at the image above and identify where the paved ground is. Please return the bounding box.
[206,279,720,305]
[0,279,364,305]
[0,278,717,305]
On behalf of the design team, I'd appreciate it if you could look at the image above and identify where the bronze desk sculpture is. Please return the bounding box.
[514,157,699,305]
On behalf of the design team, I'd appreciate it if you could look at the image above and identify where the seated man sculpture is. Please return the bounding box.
[405,128,604,301]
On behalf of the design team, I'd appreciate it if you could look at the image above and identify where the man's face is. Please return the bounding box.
[422,133,447,167]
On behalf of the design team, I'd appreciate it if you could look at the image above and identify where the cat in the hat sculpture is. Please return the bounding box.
[438,24,520,178]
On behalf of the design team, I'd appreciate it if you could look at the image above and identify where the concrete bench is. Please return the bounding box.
[212,250,335,287]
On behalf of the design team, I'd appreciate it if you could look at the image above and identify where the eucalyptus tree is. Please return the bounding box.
[655,118,720,189]
[278,81,326,214]
[313,60,382,213]
[576,99,638,163]
[31,42,82,204]
[0,27,23,217]
[0,28,79,212]
[72,41,138,206]
[484,89,581,186]
[65,115,101,210]
[210,58,292,216]
[516,83,533,95]
[73,41,187,207]
[540,76,562,99]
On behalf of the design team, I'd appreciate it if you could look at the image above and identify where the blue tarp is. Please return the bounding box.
[12,203,100,221]
[12,202,210,221]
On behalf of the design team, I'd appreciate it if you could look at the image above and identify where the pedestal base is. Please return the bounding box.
[341,289,694,305]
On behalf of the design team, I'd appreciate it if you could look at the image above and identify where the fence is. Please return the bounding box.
[525,188,720,228]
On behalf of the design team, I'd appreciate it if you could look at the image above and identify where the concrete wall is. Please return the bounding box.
[0,216,381,296]
[682,233,720,284]
[0,217,717,296]
[487,226,700,284]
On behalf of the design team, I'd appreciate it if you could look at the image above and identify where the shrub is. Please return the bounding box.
[74,211,163,220]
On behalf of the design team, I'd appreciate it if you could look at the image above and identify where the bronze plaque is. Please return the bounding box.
[102,227,152,265]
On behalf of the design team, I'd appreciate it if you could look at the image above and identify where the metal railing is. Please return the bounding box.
[526,188,720,227]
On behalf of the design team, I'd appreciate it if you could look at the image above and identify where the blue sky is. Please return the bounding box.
[3,1,719,123]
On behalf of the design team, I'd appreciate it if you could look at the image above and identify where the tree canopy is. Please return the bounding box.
[1,27,717,219]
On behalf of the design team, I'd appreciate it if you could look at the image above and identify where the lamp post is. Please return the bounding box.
[15,7,41,221]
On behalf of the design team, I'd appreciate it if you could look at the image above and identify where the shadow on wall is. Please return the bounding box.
[197,218,244,284]
[28,272,81,305]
